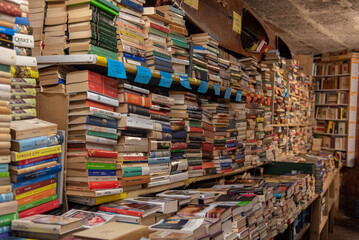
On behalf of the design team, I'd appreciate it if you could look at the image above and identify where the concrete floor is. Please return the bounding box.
[328,210,359,240]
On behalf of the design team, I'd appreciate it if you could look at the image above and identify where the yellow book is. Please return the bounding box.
[327,121,334,133]
[94,193,127,205]
[11,145,62,162]
[340,108,343,119]
[11,66,39,78]
[9,161,58,175]
[119,29,144,42]
[15,183,57,200]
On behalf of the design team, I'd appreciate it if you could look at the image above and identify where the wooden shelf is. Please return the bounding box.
[295,223,311,240]
[316,118,347,122]
[316,104,348,106]
[313,73,350,78]
[313,132,347,137]
[320,215,329,233]
[321,147,346,152]
[315,89,349,92]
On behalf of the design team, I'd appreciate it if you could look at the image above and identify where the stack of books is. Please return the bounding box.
[116,0,146,66]
[143,7,173,73]
[65,70,121,203]
[168,92,190,181]
[229,55,242,90]
[201,102,231,173]
[157,5,189,76]
[28,0,44,56]
[11,214,83,239]
[199,98,215,175]
[66,0,119,59]
[10,119,62,218]
[216,49,230,87]
[147,93,174,187]
[13,16,34,58]
[38,65,76,93]
[169,91,201,178]
[43,1,67,55]
[116,83,152,190]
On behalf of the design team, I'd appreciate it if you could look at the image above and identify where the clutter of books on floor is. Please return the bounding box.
[0,0,350,239]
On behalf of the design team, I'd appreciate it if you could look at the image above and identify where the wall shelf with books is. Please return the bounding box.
[313,57,358,166]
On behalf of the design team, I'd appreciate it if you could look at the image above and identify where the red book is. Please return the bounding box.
[19,199,60,218]
[75,100,114,112]
[150,109,167,116]
[0,1,21,17]
[202,122,214,132]
[189,127,203,133]
[88,181,120,190]
[67,148,118,158]
[171,120,185,126]
[189,165,202,170]
[17,154,59,166]
[118,92,151,108]
[14,178,56,195]
[202,162,215,169]
[171,142,187,150]
[202,143,214,151]
[150,22,170,33]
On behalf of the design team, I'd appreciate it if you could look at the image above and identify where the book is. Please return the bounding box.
[149,218,205,236]
[129,197,178,214]
[73,222,149,240]
[11,214,83,234]
[62,209,115,228]
[10,118,57,140]
[99,199,161,217]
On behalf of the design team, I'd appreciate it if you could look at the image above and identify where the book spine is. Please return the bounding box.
[0,185,11,194]
[13,164,61,183]
[14,178,56,195]
[87,130,117,139]
[0,2,21,17]
[128,104,150,116]
[121,0,143,12]
[86,162,116,170]
[89,107,122,119]
[98,206,143,217]
[17,194,57,213]
[0,225,10,234]
[13,135,63,152]
[17,188,56,206]
[15,158,58,169]
[94,188,123,196]
[87,91,119,107]
[0,192,13,203]
[122,52,146,63]
[18,199,59,218]
[17,154,59,166]
[0,212,18,227]
[88,169,116,176]
[88,180,120,190]
[87,115,118,128]
[118,92,151,108]
[12,145,62,162]
[0,26,15,36]
[13,33,33,48]
[87,149,118,158]
[84,135,117,145]
[122,167,143,177]
[16,183,56,200]
[10,161,57,175]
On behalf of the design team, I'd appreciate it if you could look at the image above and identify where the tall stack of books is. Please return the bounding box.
[215,49,230,86]
[147,93,174,187]
[168,92,190,180]
[229,55,242,90]
[142,7,173,73]
[66,0,119,59]
[199,98,215,175]
[38,65,76,93]
[65,70,121,204]
[9,119,62,218]
[28,0,44,56]
[157,5,189,76]
[116,0,146,66]
[42,1,67,55]
[116,83,152,190]
[201,102,231,173]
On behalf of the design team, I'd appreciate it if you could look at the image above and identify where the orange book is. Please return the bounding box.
[69,100,114,112]
[118,92,151,108]
[18,188,56,206]
[202,162,215,169]
[119,175,151,187]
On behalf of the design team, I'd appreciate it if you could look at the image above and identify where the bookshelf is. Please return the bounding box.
[313,58,358,167]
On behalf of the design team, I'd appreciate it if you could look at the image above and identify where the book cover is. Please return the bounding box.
[99,200,161,217]
[62,209,115,228]
[11,134,64,152]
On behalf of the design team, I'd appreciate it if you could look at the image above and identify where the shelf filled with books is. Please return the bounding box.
[313,58,358,166]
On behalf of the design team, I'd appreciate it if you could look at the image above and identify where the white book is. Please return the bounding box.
[13,33,34,48]
[0,47,16,65]
[15,56,37,67]
[86,91,119,107]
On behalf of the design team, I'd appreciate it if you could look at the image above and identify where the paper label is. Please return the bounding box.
[134,66,151,84]
[107,59,127,79]
[180,76,192,90]
[159,71,173,88]
[213,84,220,96]
[233,11,242,34]
[197,80,208,93]
[224,87,231,99]
[184,0,199,10]
[236,90,242,102]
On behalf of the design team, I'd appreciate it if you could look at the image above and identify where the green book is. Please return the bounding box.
[189,120,201,128]
[206,45,219,55]
[86,162,116,170]
[122,167,143,177]
[152,51,172,60]
[0,212,18,227]
[87,131,118,140]
[0,64,10,72]
[18,195,57,212]
[171,149,186,153]
[0,172,9,178]
[150,27,168,39]
[67,0,119,16]
[171,39,189,49]
[88,45,118,60]
[170,34,187,43]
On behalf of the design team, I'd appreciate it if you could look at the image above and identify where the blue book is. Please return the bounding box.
[0,26,14,36]
[171,131,187,139]
[0,164,8,173]
[86,115,118,128]
[148,157,171,164]
[226,142,238,148]
[14,164,61,183]
[15,157,58,169]
[161,124,172,133]
[0,232,9,238]
[0,225,10,234]
[193,46,206,51]
[15,17,30,26]
[120,0,143,13]
[123,52,146,63]
[88,169,116,176]
[0,192,13,203]
[153,55,172,63]
[220,162,232,167]
[12,173,56,189]
[12,135,64,152]
[150,151,170,158]
[58,78,65,84]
